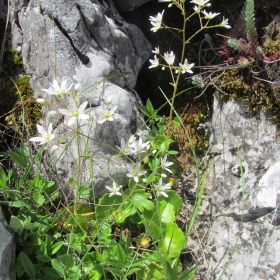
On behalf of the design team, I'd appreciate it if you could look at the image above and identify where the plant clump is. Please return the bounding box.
[165,103,210,169]
[0,18,41,148]
[215,0,280,123]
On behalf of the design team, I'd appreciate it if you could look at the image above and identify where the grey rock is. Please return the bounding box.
[113,0,152,12]
[200,98,280,279]
[0,208,15,280]
[10,0,151,198]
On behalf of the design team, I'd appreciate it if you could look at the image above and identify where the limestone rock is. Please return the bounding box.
[0,208,15,280]
[10,0,151,198]
[200,98,280,279]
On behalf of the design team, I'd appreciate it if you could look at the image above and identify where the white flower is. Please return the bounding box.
[30,123,55,145]
[97,102,117,123]
[190,0,211,6]
[42,79,73,96]
[149,55,160,68]
[130,138,150,157]
[116,138,130,155]
[160,155,174,173]
[149,10,164,32]
[154,178,171,197]
[164,51,175,65]
[58,97,89,126]
[152,46,160,54]
[220,17,231,29]
[126,162,147,183]
[127,135,137,146]
[193,5,200,13]
[36,98,46,104]
[179,58,195,74]
[105,182,122,197]
[202,10,220,19]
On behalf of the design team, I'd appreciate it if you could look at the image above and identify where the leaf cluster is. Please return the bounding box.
[219,0,260,64]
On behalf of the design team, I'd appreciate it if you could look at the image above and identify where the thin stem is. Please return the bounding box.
[181,2,186,63]
[74,121,81,215]
[168,2,186,126]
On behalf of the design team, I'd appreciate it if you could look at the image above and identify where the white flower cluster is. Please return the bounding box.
[190,0,231,28]
[30,79,118,149]
[117,134,150,159]
[149,46,195,74]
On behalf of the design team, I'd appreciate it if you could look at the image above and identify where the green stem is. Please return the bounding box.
[74,121,81,215]
[168,2,186,126]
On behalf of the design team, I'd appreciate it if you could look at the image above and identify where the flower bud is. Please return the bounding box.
[36,98,46,104]
[51,145,59,152]
[143,156,149,164]
[105,97,112,105]
[47,111,58,117]
[74,83,81,92]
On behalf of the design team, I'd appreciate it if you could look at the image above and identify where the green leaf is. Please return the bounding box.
[126,267,141,276]
[66,233,86,254]
[8,150,28,168]
[36,255,52,263]
[116,243,127,266]
[139,106,152,118]
[19,252,36,279]
[131,192,154,212]
[129,258,149,268]
[146,98,154,113]
[0,165,6,188]
[68,177,75,186]
[165,261,178,280]
[51,259,65,277]
[143,209,162,241]
[158,222,185,259]
[119,231,129,254]
[79,184,91,199]
[88,264,103,280]
[157,190,182,215]
[10,216,24,234]
[9,196,31,208]
[95,194,123,220]
[106,259,124,268]
[58,255,74,268]
[106,267,125,277]
[45,234,53,256]
[135,262,163,280]
[42,267,62,278]
[33,192,45,206]
[159,201,175,223]
[114,202,136,223]
[179,266,198,280]
[151,134,169,152]
[52,241,64,254]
